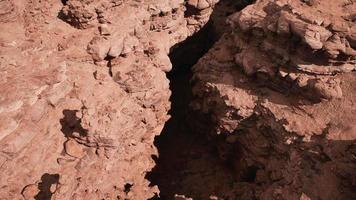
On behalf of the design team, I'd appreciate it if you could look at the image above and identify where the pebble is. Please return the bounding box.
[99,24,111,36]
[64,139,85,158]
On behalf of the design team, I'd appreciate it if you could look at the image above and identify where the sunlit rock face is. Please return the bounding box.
[0,0,219,199]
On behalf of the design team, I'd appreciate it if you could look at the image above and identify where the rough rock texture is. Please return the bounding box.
[226,0,356,101]
[191,0,356,199]
[0,0,219,199]
[0,0,355,199]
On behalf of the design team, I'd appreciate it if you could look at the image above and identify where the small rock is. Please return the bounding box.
[99,24,111,36]
[296,75,309,88]
[64,139,85,158]
[107,40,124,57]
[50,183,57,193]
[197,0,210,10]
[87,36,111,61]
[312,78,343,99]
[278,70,288,78]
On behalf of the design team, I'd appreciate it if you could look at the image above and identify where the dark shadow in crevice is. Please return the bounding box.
[146,20,219,200]
[105,55,115,77]
[146,0,356,199]
[60,109,88,138]
[146,1,256,199]
[124,183,133,194]
[146,1,253,199]
[240,166,259,182]
[184,4,200,18]
[34,173,60,200]
[168,21,217,77]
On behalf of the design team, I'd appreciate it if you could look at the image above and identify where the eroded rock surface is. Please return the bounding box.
[0,0,355,199]
[0,0,219,199]
[191,0,356,199]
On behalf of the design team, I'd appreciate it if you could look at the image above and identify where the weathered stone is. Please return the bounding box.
[64,139,85,158]
[99,24,111,35]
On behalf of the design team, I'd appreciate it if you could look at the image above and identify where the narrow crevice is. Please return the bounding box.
[104,56,114,77]
[60,109,88,138]
[146,1,255,199]
[147,21,220,199]
[184,5,201,18]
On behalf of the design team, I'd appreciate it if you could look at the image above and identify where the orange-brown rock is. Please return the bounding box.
[0,0,219,199]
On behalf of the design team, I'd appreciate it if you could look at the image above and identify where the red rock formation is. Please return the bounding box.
[191,0,356,199]
[0,0,355,199]
[0,0,218,199]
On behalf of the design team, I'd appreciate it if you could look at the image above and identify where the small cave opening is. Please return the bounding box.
[146,1,255,199]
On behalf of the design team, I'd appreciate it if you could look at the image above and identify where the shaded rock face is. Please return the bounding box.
[190,0,356,199]
[0,0,354,200]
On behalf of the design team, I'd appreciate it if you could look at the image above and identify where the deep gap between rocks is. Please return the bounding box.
[147,1,254,199]
[147,21,222,199]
